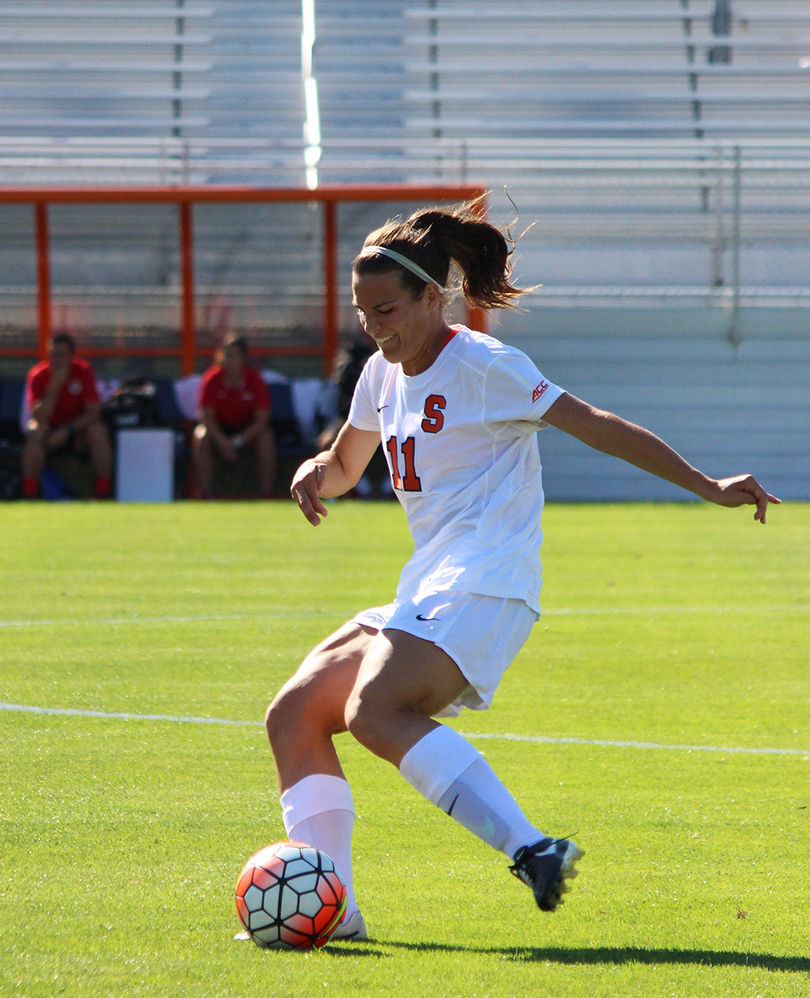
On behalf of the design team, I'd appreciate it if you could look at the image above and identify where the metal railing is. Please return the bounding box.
[0,140,807,361]
[0,183,487,375]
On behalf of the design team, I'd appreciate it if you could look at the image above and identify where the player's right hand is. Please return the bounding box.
[290,461,329,526]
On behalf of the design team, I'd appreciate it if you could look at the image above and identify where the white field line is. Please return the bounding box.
[1,702,808,757]
[0,604,809,629]
[468,732,810,757]
[0,702,257,727]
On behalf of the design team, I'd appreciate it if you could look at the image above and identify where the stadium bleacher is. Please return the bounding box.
[0,1,305,185]
[0,3,212,139]
[404,1,810,140]
[0,1,807,498]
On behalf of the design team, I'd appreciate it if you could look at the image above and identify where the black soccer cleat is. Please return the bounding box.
[509,836,584,912]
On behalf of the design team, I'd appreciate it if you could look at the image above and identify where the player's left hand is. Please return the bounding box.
[710,474,781,523]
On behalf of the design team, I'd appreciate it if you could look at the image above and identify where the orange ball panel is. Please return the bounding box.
[284,912,315,936]
[235,896,250,929]
[312,902,339,936]
[235,868,254,898]
[251,867,277,890]
[318,871,346,906]
[278,923,313,949]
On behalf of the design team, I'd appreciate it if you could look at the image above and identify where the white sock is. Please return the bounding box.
[399,726,542,859]
[280,774,359,916]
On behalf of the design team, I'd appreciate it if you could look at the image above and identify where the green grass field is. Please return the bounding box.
[1,500,808,998]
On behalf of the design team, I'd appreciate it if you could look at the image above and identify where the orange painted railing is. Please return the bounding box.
[0,185,487,376]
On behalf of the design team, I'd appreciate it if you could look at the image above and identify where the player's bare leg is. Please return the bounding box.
[254,426,276,497]
[265,622,376,935]
[266,622,374,790]
[345,629,583,911]
[344,628,467,764]
[84,419,112,478]
[78,420,113,497]
[192,424,215,497]
[21,420,48,495]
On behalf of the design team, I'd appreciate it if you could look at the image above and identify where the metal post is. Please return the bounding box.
[712,144,725,286]
[35,201,51,359]
[323,200,339,377]
[179,200,196,374]
[728,145,742,346]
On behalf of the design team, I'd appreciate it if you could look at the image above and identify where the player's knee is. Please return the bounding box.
[24,422,46,448]
[265,684,303,749]
[86,420,110,449]
[265,666,332,749]
[344,687,391,757]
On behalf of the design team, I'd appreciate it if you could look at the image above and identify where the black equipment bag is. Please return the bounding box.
[103,377,160,431]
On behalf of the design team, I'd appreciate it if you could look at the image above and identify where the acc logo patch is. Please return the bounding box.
[68,380,82,395]
[532,380,550,403]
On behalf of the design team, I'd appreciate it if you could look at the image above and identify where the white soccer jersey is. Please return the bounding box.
[347,326,565,613]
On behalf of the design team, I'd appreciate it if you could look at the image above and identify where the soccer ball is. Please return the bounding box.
[235,840,347,950]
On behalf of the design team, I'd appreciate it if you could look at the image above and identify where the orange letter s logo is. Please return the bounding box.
[421,394,446,434]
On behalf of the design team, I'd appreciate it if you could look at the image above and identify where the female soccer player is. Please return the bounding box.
[265,202,779,940]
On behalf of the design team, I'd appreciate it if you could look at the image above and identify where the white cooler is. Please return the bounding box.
[116,428,174,503]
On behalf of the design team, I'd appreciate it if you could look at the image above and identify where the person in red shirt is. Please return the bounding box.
[22,333,113,498]
[193,333,276,498]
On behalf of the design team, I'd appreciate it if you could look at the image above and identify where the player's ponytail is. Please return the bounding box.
[353,198,528,310]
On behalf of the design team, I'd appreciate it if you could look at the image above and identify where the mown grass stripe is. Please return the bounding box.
[0,611,352,628]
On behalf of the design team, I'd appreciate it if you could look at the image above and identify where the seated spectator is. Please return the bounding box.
[317,333,392,499]
[22,333,112,499]
[193,334,276,498]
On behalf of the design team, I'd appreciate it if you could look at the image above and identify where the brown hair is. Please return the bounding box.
[51,333,76,354]
[216,333,249,366]
[352,198,528,310]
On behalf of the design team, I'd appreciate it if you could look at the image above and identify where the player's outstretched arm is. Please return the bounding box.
[543,392,781,523]
[291,422,380,526]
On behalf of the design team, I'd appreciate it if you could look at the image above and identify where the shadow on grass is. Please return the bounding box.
[385,942,810,973]
[322,943,386,958]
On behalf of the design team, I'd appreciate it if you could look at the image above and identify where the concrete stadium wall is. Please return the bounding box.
[492,305,810,502]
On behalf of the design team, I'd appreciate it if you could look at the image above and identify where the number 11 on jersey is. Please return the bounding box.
[385,435,422,492]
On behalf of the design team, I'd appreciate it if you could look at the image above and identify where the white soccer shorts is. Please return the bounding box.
[351,590,538,718]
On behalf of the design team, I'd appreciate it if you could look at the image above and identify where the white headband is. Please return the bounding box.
[360,245,445,291]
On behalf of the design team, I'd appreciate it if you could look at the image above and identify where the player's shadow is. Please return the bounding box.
[386,942,810,973]
[322,942,386,958]
[320,940,391,960]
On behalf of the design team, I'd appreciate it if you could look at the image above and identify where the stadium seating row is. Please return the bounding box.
[0,371,328,499]
[0,3,808,378]
[0,373,323,453]
[2,1,806,184]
